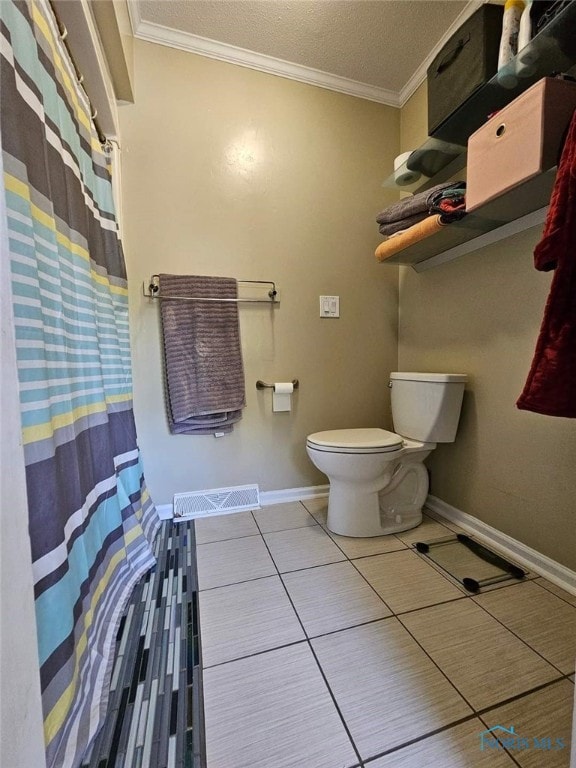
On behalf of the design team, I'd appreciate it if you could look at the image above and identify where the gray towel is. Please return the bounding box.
[376,182,460,225]
[379,212,430,237]
[158,274,246,434]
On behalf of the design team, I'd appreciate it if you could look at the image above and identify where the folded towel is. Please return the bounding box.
[375,215,446,262]
[376,181,466,226]
[379,212,430,237]
[158,274,246,434]
[376,182,459,225]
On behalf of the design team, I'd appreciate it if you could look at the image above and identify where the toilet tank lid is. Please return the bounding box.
[390,372,467,383]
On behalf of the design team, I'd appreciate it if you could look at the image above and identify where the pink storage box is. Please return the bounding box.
[466,77,576,212]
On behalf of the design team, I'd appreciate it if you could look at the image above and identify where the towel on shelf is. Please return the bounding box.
[376,181,467,236]
[376,181,464,225]
[379,212,433,237]
[516,109,576,417]
[375,215,446,262]
[158,274,246,434]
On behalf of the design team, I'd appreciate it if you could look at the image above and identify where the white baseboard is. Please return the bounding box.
[154,484,329,521]
[260,484,330,506]
[426,494,576,596]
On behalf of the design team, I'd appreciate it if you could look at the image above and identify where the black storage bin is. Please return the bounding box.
[427,4,504,139]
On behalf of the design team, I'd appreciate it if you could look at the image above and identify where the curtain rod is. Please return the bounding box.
[50,3,107,144]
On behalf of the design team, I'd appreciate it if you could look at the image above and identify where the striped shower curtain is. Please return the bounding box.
[0,2,160,766]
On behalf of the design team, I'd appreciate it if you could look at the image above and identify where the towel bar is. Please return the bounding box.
[256,379,299,390]
[143,275,278,303]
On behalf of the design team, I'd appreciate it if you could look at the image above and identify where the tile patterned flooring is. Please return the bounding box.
[197,500,576,768]
[81,522,203,768]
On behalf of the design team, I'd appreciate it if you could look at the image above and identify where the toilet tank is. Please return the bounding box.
[390,372,467,443]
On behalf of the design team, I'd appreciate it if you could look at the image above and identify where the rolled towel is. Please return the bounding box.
[375,215,446,262]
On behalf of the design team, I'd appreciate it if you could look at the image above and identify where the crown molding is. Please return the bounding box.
[130,17,401,107]
[126,0,141,37]
[129,0,486,109]
[399,0,486,106]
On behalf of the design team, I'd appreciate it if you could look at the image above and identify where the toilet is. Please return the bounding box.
[306,372,467,537]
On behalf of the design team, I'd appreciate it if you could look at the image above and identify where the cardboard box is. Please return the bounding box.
[466,77,576,212]
[427,4,503,138]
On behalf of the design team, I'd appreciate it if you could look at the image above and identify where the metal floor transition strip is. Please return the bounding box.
[80,520,205,768]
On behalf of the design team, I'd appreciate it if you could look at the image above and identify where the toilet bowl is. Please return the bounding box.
[306,372,467,537]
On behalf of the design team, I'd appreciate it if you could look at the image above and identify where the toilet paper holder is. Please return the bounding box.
[256,379,299,390]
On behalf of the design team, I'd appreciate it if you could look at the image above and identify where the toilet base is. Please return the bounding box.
[326,460,429,537]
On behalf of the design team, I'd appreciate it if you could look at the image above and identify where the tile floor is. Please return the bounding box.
[196,500,576,768]
[81,522,203,768]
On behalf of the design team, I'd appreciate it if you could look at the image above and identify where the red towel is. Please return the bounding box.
[516,109,576,417]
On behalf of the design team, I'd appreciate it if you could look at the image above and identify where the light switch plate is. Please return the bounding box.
[320,295,340,318]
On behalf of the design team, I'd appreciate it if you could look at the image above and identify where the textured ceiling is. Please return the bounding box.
[135,0,472,97]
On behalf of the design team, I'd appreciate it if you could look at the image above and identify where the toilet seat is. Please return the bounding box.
[306,428,403,454]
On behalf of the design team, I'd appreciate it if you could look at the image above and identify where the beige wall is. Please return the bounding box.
[119,40,400,504]
[399,85,576,569]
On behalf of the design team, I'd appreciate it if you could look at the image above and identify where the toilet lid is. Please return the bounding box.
[307,428,403,454]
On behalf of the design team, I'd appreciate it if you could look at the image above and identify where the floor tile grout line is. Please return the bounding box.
[251,501,319,537]
[201,580,551,667]
[194,510,575,766]
[196,530,265,547]
[470,590,573,677]
[531,577,576,608]
[255,525,365,767]
[198,571,280,593]
[392,611,479,714]
[475,674,569,717]
[346,550,405,614]
[361,673,570,765]
[395,597,571,716]
[196,503,322,545]
[199,514,564,679]
[475,713,525,768]
[326,528,408,559]
[345,546,471,616]
[391,592,470,617]
[228,517,537,764]
[318,508,460,561]
[477,676,574,768]
[201,637,311,670]
[360,712,484,764]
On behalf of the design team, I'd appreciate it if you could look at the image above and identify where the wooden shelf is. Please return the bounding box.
[383,169,555,270]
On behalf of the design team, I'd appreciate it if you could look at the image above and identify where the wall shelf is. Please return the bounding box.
[382,2,576,195]
[379,2,576,270]
[384,169,555,270]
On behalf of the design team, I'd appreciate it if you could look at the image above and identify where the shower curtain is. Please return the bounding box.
[0,2,160,766]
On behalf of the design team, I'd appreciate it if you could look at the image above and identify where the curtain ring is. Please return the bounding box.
[60,24,68,40]
[78,74,84,84]
[91,107,98,120]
